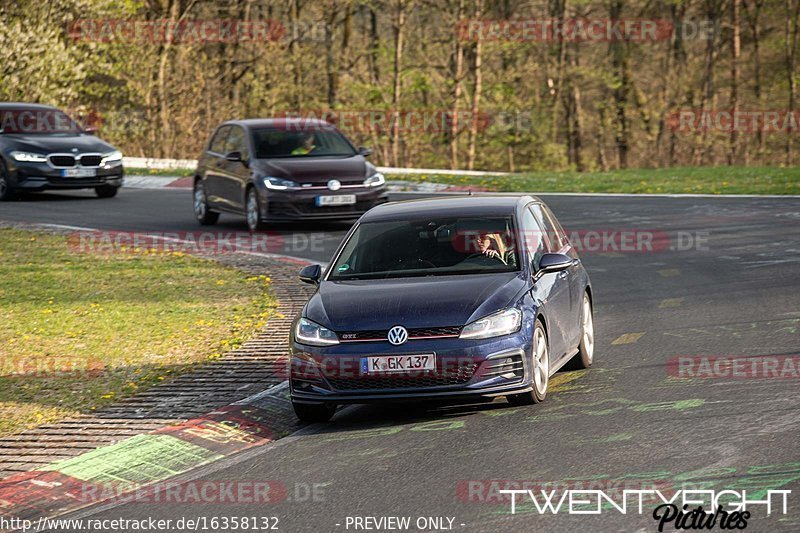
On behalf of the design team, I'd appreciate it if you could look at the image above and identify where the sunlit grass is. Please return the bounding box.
[389,166,800,195]
[0,229,277,436]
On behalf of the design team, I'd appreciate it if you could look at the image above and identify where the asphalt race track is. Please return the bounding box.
[2,188,800,531]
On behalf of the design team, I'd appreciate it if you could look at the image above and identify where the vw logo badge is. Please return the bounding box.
[327,179,341,191]
[387,325,408,346]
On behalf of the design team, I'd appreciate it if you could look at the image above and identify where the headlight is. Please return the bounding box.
[295,318,339,346]
[10,151,47,163]
[363,172,385,187]
[459,308,522,340]
[264,176,299,190]
[101,150,123,164]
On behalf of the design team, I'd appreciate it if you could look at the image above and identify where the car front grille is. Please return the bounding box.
[339,326,462,342]
[80,155,102,167]
[269,199,376,217]
[326,363,478,391]
[47,154,103,168]
[49,155,76,167]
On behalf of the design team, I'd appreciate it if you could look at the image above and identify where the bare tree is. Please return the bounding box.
[390,0,411,167]
[449,0,466,169]
[466,0,483,170]
[784,0,800,164]
[729,0,741,165]
[743,0,764,163]
[609,0,630,169]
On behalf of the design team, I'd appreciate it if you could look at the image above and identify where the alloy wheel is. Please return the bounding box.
[194,183,206,219]
[581,295,594,364]
[246,190,259,231]
[532,325,549,396]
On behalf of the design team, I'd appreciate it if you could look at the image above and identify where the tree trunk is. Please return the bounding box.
[666,2,688,167]
[549,0,567,145]
[368,6,381,84]
[693,0,722,166]
[743,0,764,163]
[610,0,630,169]
[784,0,800,165]
[467,0,483,170]
[564,42,584,171]
[289,0,303,109]
[729,0,741,165]
[449,0,465,169]
[324,4,340,108]
[390,0,408,167]
[157,0,185,158]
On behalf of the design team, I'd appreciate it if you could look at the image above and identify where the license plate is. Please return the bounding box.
[316,194,356,207]
[361,354,435,374]
[61,168,96,178]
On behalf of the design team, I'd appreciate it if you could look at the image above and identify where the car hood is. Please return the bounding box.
[305,272,528,331]
[1,133,116,154]
[253,155,374,185]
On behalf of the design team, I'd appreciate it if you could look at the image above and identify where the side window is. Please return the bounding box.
[520,206,547,271]
[209,126,230,153]
[542,204,570,250]
[530,204,564,252]
[225,126,249,159]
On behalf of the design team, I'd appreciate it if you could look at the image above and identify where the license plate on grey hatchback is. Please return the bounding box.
[317,194,356,206]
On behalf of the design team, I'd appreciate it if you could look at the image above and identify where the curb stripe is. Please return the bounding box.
[0,388,294,525]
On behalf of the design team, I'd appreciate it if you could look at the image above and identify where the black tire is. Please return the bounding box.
[193,180,219,225]
[564,291,595,370]
[246,188,267,231]
[0,160,16,201]
[292,402,336,423]
[95,185,119,198]
[507,319,549,406]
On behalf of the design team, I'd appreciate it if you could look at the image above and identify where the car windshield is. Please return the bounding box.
[251,127,357,158]
[0,107,84,135]
[329,216,519,280]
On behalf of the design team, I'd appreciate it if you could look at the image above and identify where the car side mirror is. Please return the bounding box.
[358,146,372,157]
[299,264,322,285]
[533,253,573,281]
[82,126,99,134]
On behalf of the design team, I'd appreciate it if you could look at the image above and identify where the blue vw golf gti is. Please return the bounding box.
[289,196,594,422]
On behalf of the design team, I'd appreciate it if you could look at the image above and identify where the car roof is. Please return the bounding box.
[361,195,540,222]
[221,118,337,130]
[0,103,59,111]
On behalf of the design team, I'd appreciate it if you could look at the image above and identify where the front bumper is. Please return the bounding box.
[289,333,532,405]
[8,160,124,191]
[257,184,388,221]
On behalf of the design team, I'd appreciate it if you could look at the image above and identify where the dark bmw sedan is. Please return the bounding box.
[0,103,123,200]
[193,118,388,230]
[289,196,595,422]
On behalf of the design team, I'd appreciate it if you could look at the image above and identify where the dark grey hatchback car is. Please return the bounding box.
[193,118,388,230]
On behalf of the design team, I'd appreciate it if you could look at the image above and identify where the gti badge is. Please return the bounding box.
[387,325,408,346]
[327,179,341,191]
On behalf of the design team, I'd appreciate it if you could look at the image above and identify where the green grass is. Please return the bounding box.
[126,167,193,177]
[0,229,278,436]
[388,166,800,195]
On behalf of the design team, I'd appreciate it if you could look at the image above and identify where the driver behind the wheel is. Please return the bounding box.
[475,232,507,263]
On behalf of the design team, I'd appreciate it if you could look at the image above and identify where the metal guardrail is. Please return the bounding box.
[122,157,513,176]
